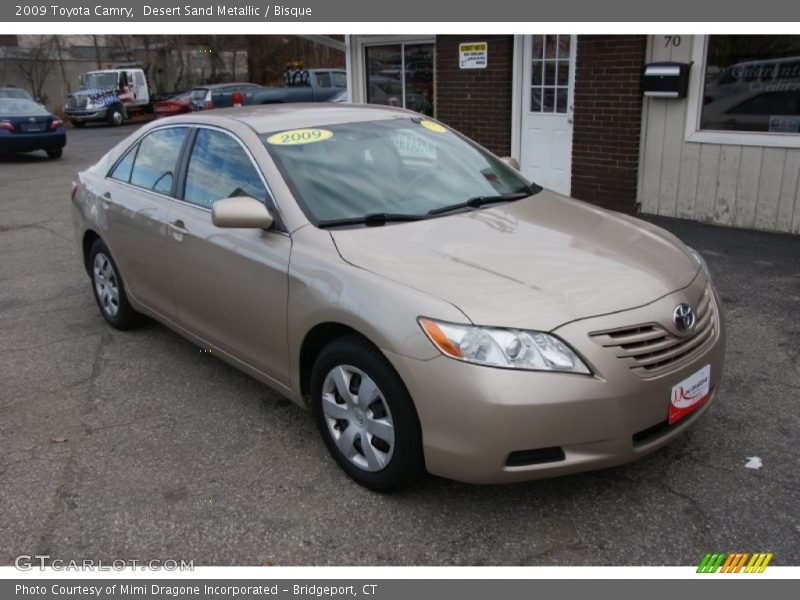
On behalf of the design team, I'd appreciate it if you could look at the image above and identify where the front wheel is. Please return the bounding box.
[311,335,425,492]
[106,105,125,127]
[88,239,139,329]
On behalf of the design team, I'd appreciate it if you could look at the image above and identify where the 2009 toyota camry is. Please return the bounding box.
[71,104,725,491]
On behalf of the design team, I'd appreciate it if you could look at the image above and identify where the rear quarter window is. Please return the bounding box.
[109,145,137,183]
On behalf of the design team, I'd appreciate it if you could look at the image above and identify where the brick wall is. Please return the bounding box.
[571,35,647,213]
[434,35,514,156]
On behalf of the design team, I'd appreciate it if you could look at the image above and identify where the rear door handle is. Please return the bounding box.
[168,219,189,236]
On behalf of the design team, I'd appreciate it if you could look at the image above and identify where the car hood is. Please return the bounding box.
[330,191,700,331]
[69,88,118,102]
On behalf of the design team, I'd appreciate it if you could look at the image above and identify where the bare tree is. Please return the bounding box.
[92,35,102,69]
[12,35,59,102]
[113,35,134,63]
[52,35,71,95]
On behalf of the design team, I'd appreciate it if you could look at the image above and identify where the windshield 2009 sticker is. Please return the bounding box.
[266,128,333,145]
[419,119,447,133]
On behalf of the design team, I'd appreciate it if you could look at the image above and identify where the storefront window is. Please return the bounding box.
[364,42,434,116]
[702,35,800,134]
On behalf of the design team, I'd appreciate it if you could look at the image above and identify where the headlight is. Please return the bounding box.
[419,318,591,374]
[687,246,711,280]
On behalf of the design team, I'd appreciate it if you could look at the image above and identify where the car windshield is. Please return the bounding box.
[80,72,118,90]
[190,88,209,100]
[0,98,50,117]
[169,91,192,102]
[262,117,535,225]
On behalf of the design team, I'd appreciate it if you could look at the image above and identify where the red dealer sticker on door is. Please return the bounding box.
[669,364,711,424]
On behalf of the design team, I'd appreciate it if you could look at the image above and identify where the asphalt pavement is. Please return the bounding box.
[1,123,798,566]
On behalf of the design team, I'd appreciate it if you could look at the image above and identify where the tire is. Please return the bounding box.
[88,239,139,329]
[311,335,425,492]
[46,148,62,159]
[71,120,86,128]
[106,105,125,127]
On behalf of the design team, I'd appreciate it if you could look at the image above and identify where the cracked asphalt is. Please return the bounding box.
[1,124,799,567]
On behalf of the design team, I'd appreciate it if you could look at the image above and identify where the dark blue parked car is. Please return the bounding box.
[0,98,66,159]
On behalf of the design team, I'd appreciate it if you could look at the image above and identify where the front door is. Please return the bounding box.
[519,35,576,196]
[166,127,291,385]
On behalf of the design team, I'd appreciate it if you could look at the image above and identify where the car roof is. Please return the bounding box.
[161,103,420,134]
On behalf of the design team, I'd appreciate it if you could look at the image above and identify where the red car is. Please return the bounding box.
[153,91,193,119]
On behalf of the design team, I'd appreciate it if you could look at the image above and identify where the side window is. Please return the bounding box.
[129,127,189,195]
[109,145,137,182]
[315,72,332,88]
[331,72,347,88]
[183,129,268,209]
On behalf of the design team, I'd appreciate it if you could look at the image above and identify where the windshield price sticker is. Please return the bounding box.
[267,129,333,145]
[419,119,447,134]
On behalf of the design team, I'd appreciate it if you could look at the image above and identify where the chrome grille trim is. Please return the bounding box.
[590,286,717,378]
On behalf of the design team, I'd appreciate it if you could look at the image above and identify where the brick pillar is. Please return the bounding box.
[434,35,514,157]
[571,35,647,213]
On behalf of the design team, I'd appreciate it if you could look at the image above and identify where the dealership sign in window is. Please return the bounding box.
[702,35,800,134]
[459,42,488,69]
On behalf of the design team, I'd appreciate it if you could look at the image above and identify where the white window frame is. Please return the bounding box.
[354,35,436,116]
[685,35,800,149]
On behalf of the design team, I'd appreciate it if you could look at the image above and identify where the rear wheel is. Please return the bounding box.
[311,335,425,492]
[46,148,62,159]
[88,239,138,329]
[106,105,125,127]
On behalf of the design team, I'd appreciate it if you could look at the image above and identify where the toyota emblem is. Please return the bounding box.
[673,303,696,332]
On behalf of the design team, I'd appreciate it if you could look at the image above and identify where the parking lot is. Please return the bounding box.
[1,124,798,566]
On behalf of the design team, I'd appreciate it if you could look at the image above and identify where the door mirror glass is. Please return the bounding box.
[501,156,520,170]
[212,196,274,229]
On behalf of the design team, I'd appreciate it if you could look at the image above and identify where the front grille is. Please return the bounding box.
[589,285,717,378]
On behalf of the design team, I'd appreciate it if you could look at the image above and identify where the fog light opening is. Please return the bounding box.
[506,446,566,467]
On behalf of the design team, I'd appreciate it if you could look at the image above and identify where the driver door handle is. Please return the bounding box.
[169,219,189,236]
[101,191,112,204]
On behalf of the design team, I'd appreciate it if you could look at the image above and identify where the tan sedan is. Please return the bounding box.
[71,104,726,490]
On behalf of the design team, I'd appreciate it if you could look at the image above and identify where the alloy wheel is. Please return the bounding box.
[93,252,120,317]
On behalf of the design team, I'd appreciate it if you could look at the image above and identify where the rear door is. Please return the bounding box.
[165,126,291,384]
[102,126,190,316]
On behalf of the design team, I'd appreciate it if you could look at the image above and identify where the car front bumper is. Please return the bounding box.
[384,284,727,484]
[65,108,108,122]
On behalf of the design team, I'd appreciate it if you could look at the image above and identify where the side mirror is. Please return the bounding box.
[501,156,520,171]
[212,196,274,229]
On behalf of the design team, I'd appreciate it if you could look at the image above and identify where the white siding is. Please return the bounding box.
[637,36,800,234]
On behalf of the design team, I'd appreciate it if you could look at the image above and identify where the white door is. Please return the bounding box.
[519,35,576,196]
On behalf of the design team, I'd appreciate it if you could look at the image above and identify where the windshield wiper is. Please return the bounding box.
[427,189,537,216]
[317,212,428,229]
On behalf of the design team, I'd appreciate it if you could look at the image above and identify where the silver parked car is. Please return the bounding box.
[71,104,726,490]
